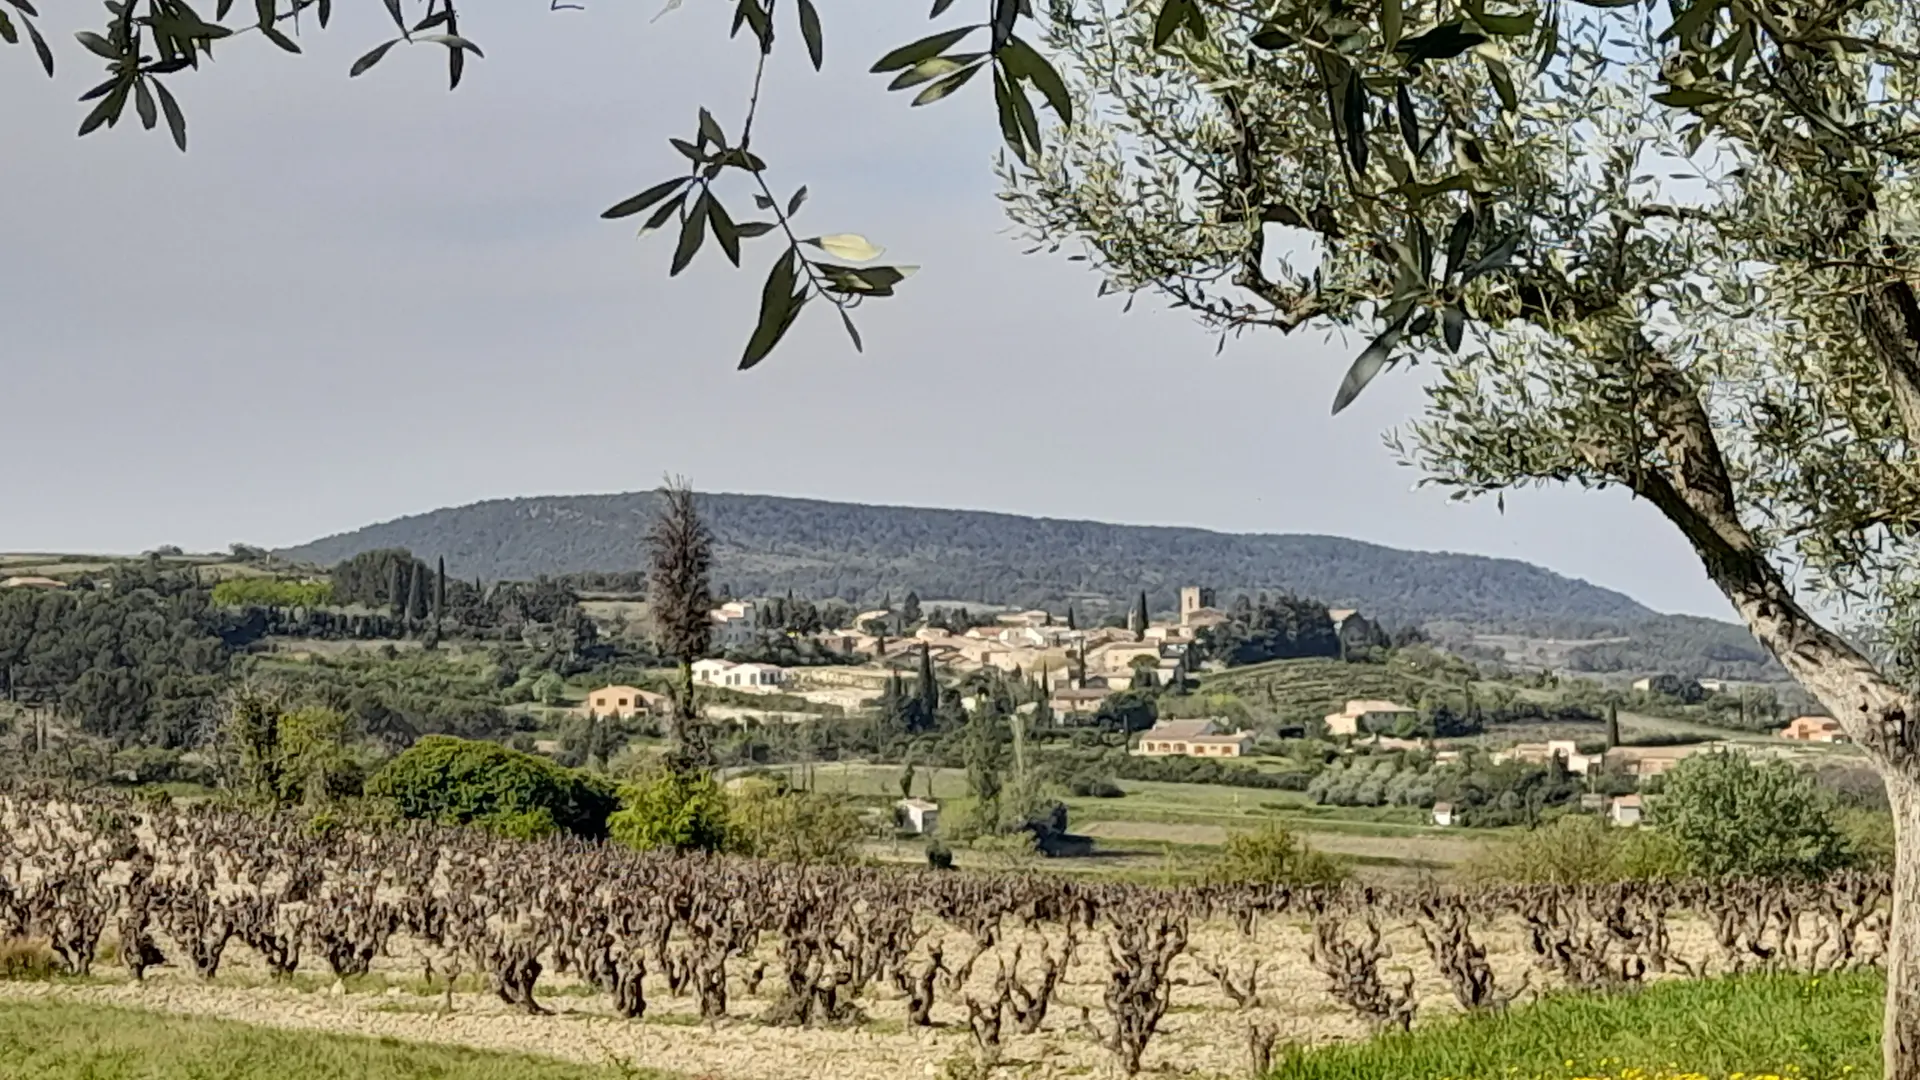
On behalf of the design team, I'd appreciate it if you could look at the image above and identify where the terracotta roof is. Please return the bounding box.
[1143,718,1218,740]
[1188,734,1251,746]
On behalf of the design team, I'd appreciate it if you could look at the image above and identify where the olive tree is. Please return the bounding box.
[997,2,1920,1073]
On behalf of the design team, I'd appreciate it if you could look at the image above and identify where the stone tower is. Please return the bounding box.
[1179,586,1215,626]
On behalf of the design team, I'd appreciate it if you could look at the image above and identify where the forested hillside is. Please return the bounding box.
[279,491,1656,629]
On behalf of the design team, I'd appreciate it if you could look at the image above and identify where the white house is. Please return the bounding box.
[692,658,788,689]
[1431,802,1456,827]
[1609,794,1643,827]
[710,601,759,648]
[896,798,940,835]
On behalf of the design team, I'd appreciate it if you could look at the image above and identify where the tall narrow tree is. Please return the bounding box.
[433,557,447,636]
[388,562,404,621]
[1131,591,1149,641]
[916,643,938,727]
[648,478,715,765]
[405,562,425,629]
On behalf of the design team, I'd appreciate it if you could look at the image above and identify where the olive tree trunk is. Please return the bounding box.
[1612,338,1920,1079]
[1887,774,1920,1078]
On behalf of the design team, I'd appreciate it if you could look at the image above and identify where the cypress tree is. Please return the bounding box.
[405,563,425,627]
[434,557,447,633]
[388,562,405,619]
[917,643,938,726]
[1606,702,1621,749]
[1131,591,1150,639]
[1066,605,1077,631]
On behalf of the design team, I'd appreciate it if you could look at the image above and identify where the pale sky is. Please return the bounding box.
[0,2,1732,619]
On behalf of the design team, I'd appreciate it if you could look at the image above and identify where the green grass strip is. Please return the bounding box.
[0,999,668,1080]
[1273,971,1882,1080]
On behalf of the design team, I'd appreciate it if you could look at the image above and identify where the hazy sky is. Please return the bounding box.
[0,2,1732,619]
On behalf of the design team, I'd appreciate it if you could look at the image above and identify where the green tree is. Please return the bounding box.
[1659,752,1856,881]
[727,778,863,864]
[531,671,566,707]
[916,643,938,725]
[901,590,923,627]
[608,764,730,854]
[962,706,1007,833]
[1606,703,1621,751]
[367,735,616,839]
[433,556,447,635]
[1205,822,1345,886]
[1130,591,1149,640]
[1472,814,1686,885]
[648,478,714,764]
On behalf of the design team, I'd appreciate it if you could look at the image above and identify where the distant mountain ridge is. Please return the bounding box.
[279,490,1659,630]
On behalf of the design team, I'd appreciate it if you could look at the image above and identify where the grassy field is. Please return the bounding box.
[762,761,1494,877]
[0,999,662,1080]
[1272,970,1881,1080]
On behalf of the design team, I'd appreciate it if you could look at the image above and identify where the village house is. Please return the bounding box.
[1049,686,1112,718]
[1088,641,1165,675]
[710,601,758,648]
[1431,802,1455,827]
[1134,718,1255,758]
[1492,739,1603,775]
[691,658,788,689]
[1603,743,1716,777]
[582,685,668,719]
[1323,699,1416,737]
[1609,794,1644,827]
[1780,715,1850,743]
[895,798,940,835]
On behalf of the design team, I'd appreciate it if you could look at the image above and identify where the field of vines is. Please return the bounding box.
[0,787,1894,1080]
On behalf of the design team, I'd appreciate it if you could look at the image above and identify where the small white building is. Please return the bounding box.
[692,658,788,689]
[896,798,940,835]
[710,601,759,648]
[1431,802,1456,827]
[1610,794,1644,827]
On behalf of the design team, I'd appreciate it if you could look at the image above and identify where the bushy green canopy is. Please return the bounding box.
[366,735,617,839]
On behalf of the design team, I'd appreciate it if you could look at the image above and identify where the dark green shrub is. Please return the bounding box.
[365,735,616,839]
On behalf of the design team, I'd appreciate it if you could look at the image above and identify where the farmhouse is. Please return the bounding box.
[1780,715,1849,743]
[583,685,668,719]
[1430,802,1455,827]
[1603,743,1715,777]
[692,659,788,689]
[1493,739,1604,775]
[1609,794,1644,827]
[1134,718,1254,758]
[1323,699,1416,737]
[1049,686,1112,717]
[710,601,758,648]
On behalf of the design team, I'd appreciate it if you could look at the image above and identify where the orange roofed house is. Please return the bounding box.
[1780,715,1850,743]
[1134,718,1254,758]
[584,685,668,719]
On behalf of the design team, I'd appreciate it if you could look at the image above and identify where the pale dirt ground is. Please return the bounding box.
[0,912,1732,1080]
